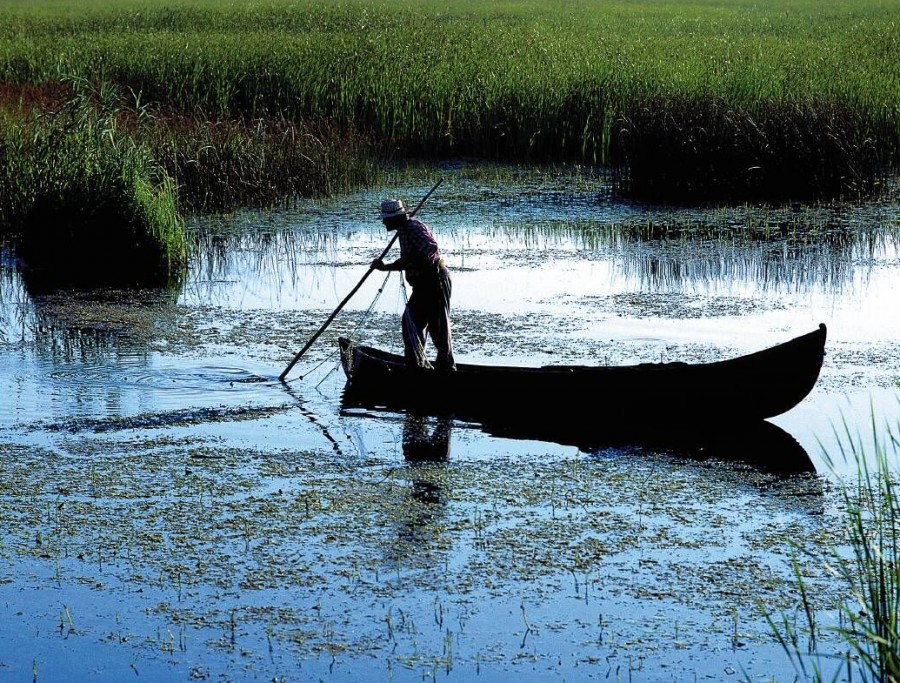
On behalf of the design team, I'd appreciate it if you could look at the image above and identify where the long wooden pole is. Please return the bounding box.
[278,178,444,381]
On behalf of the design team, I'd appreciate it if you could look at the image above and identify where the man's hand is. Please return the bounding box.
[371,258,386,271]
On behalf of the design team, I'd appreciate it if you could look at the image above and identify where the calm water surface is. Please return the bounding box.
[1,170,899,682]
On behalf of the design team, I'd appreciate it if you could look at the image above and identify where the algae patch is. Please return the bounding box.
[0,434,845,680]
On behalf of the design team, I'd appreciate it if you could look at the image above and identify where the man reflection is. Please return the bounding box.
[388,413,453,563]
[403,413,452,461]
[402,412,451,504]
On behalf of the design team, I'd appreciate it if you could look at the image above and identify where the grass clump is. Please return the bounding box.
[769,407,900,681]
[0,78,186,289]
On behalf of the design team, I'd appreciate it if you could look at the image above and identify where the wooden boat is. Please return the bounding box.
[338,323,826,428]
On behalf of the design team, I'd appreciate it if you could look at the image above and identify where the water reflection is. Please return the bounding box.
[347,406,823,548]
[348,400,816,477]
[183,187,900,308]
[0,264,33,345]
[0,261,283,426]
[3,174,900,452]
[403,412,452,464]
[1,262,176,358]
[478,411,825,516]
[386,413,452,565]
[477,415,816,476]
[182,217,348,308]
[610,223,882,294]
[401,414,451,518]
[448,213,897,297]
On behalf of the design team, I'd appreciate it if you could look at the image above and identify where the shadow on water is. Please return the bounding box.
[1,260,290,426]
[12,218,186,294]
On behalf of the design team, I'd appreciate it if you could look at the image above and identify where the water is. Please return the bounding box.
[1,169,899,682]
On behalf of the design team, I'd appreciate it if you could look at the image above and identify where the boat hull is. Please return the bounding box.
[338,324,827,428]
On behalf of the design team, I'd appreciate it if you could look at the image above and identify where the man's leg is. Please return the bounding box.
[431,269,456,371]
[402,290,431,369]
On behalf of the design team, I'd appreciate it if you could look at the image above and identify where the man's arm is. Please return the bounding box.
[371,256,406,271]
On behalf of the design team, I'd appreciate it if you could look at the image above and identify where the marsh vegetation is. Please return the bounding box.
[769,417,900,683]
[1,0,898,247]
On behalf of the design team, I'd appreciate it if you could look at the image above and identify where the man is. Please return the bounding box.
[371,198,456,371]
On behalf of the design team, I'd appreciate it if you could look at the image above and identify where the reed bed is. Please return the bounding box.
[145,115,376,214]
[610,97,884,202]
[0,77,376,286]
[1,0,897,202]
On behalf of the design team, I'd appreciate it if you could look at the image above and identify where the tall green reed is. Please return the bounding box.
[145,115,376,214]
[1,75,374,289]
[0,77,186,288]
[768,406,900,681]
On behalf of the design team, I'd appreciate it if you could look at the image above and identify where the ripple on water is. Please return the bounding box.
[4,354,287,431]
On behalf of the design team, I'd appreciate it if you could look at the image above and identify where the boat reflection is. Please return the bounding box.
[343,393,815,477]
[477,414,816,476]
[345,405,824,552]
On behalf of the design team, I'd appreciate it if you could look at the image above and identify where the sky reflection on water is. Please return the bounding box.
[182,184,900,345]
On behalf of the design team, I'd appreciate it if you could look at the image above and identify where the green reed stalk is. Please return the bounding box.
[769,407,900,681]
[825,414,900,680]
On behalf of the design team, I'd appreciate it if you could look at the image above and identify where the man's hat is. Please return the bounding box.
[379,199,408,219]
